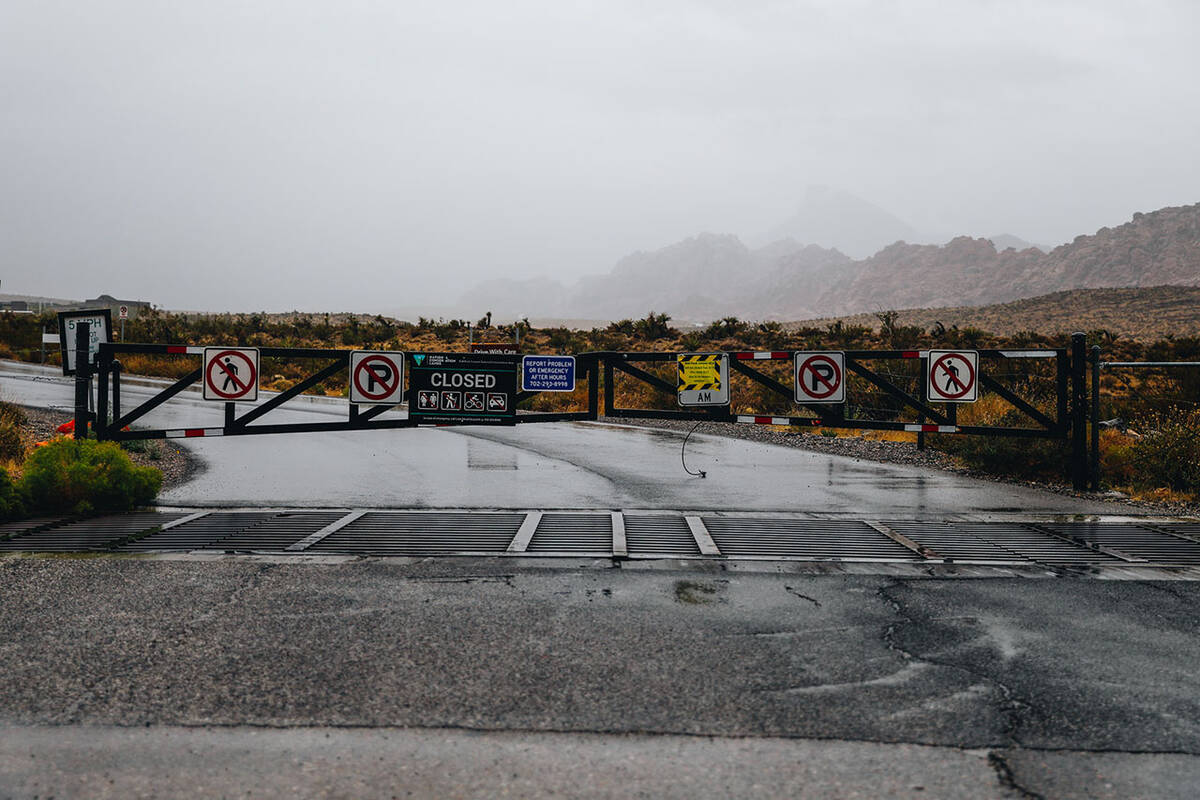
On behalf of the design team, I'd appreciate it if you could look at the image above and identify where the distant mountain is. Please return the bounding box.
[755,185,928,258]
[822,203,1200,317]
[458,200,1200,324]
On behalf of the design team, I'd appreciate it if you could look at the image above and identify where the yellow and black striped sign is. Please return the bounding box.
[678,353,722,390]
[677,352,729,406]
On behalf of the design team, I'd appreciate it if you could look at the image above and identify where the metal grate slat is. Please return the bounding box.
[121,512,278,551]
[0,517,69,542]
[1043,523,1200,566]
[215,512,346,551]
[624,515,702,557]
[952,523,1120,565]
[527,513,613,554]
[1151,523,1200,545]
[310,512,525,555]
[0,512,187,552]
[887,521,1035,563]
[703,518,919,560]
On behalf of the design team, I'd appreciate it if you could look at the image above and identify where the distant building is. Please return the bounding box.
[77,295,153,319]
[0,300,29,312]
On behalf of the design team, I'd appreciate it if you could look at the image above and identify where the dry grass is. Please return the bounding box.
[793,286,1200,342]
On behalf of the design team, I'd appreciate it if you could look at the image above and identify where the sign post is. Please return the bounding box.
[926,350,979,403]
[409,352,517,425]
[119,305,128,340]
[794,352,846,404]
[73,322,91,439]
[677,353,730,407]
[203,347,260,402]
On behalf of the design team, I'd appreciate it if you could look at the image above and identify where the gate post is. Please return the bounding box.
[1070,332,1088,490]
[587,356,599,420]
[96,348,110,440]
[1090,344,1101,490]
[603,357,615,416]
[916,354,927,451]
[111,359,122,428]
[73,322,91,440]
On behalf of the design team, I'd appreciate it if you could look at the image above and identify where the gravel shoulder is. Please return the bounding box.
[598,415,1200,518]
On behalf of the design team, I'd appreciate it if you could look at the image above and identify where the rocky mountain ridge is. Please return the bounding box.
[459,202,1200,322]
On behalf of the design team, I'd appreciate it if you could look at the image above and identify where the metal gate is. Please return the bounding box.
[66,326,1091,487]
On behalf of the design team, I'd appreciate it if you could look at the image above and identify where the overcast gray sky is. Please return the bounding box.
[3,0,1197,313]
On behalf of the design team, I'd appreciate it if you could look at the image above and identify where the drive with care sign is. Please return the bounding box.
[409,352,517,425]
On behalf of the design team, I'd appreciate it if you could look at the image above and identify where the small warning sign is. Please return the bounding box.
[795,352,846,404]
[677,352,729,407]
[203,347,259,402]
[927,350,979,403]
[350,351,405,405]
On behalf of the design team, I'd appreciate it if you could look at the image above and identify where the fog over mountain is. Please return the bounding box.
[459,200,1200,323]
[751,186,931,258]
[3,2,1199,313]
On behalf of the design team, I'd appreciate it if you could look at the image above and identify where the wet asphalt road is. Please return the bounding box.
[4,360,1197,796]
[1,360,1131,516]
[1,557,1199,798]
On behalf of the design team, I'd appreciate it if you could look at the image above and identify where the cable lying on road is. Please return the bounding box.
[681,421,707,479]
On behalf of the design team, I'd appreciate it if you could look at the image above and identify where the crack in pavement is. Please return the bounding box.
[185,563,278,628]
[784,585,822,607]
[987,751,1047,800]
[876,577,1045,798]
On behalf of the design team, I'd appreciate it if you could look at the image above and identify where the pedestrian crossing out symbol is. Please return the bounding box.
[203,347,259,402]
[926,350,979,403]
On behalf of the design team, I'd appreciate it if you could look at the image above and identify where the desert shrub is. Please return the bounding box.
[932,404,1069,480]
[1125,410,1200,492]
[0,418,22,462]
[22,438,162,515]
[634,311,674,341]
[1097,428,1137,487]
[0,470,27,521]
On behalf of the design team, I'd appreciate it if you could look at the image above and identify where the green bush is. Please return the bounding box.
[0,469,27,521]
[22,438,162,515]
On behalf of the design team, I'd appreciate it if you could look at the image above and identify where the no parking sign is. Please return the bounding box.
[350,351,406,405]
[794,352,845,404]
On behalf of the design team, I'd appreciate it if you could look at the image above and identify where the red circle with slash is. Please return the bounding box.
[205,350,257,400]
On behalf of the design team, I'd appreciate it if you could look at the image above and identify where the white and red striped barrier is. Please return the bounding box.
[165,428,225,439]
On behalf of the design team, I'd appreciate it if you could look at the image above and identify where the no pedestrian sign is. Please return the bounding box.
[203,347,259,402]
[350,351,405,405]
[522,355,575,392]
[795,352,845,404]
[926,350,979,403]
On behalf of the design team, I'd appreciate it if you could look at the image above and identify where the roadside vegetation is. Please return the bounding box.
[0,394,164,522]
[2,306,1197,504]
